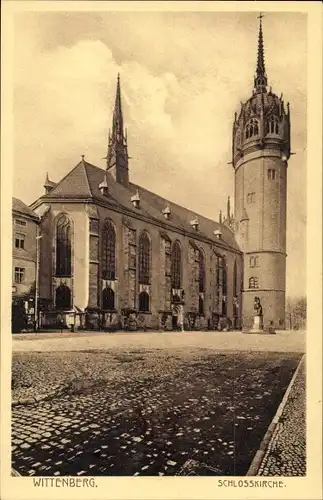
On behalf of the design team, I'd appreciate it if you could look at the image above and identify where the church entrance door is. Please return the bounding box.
[171,304,180,330]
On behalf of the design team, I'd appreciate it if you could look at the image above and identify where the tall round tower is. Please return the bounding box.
[232,16,291,330]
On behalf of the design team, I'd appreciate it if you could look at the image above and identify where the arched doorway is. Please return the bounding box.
[55,284,71,310]
[139,291,149,312]
[102,287,115,310]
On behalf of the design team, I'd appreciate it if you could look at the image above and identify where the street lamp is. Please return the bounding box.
[34,231,43,331]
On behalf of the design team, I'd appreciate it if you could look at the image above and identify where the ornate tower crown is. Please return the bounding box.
[231,14,291,168]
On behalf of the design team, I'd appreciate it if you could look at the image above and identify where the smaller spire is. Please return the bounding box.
[219,210,222,224]
[227,197,231,221]
[44,172,50,187]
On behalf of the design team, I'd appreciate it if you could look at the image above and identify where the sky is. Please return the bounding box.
[13,10,307,298]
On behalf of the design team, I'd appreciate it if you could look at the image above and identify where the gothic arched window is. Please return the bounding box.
[55,284,71,310]
[233,260,238,297]
[199,295,204,315]
[199,250,205,293]
[102,220,116,280]
[56,214,72,276]
[139,291,149,312]
[139,232,150,285]
[266,115,279,135]
[222,256,227,316]
[102,286,115,310]
[245,119,259,139]
[171,241,182,289]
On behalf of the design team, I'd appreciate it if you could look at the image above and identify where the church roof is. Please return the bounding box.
[32,159,240,253]
[13,197,39,221]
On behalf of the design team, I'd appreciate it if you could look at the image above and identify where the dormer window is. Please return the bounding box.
[99,175,109,196]
[162,206,171,220]
[190,217,199,231]
[131,190,140,209]
[213,229,222,239]
[245,119,259,139]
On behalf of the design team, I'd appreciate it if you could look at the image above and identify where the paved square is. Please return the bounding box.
[11,332,305,476]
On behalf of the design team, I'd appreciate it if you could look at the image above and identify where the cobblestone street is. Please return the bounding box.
[11,344,304,477]
[257,359,306,476]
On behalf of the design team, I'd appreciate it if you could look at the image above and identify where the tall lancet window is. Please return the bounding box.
[56,214,72,276]
[171,241,182,289]
[102,220,116,280]
[199,250,206,315]
[199,250,205,293]
[245,119,259,139]
[233,260,238,297]
[266,115,279,135]
[222,256,227,316]
[139,231,150,285]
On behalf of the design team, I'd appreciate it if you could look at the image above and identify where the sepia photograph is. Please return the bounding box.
[1,1,322,499]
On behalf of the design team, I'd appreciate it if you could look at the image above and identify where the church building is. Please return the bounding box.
[29,18,290,331]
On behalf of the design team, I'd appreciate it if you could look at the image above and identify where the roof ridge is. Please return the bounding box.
[130,181,227,230]
[82,161,93,197]
[47,161,83,196]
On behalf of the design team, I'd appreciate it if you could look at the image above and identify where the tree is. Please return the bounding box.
[286,296,306,330]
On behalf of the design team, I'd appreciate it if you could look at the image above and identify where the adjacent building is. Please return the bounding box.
[12,197,39,331]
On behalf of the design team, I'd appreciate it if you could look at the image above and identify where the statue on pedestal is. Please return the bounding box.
[252,296,264,331]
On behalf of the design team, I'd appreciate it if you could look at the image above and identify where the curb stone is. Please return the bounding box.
[246,354,305,476]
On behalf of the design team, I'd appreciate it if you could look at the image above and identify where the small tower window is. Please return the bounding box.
[249,277,259,289]
[266,116,279,135]
[247,192,256,204]
[268,169,276,180]
[245,119,259,139]
[249,256,259,268]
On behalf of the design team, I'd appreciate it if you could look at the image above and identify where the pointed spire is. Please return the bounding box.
[227,197,231,221]
[106,73,129,187]
[112,72,124,141]
[219,210,222,224]
[254,13,268,93]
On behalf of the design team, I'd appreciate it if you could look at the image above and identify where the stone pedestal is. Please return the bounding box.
[248,315,264,333]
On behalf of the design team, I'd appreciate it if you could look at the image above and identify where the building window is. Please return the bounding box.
[102,220,116,280]
[233,260,238,296]
[249,277,259,289]
[245,119,259,139]
[139,291,150,312]
[268,169,276,180]
[171,241,182,289]
[247,192,256,204]
[139,232,150,285]
[56,214,72,276]
[15,233,25,249]
[15,219,26,226]
[222,256,227,316]
[55,284,71,310]
[14,267,25,283]
[199,250,205,293]
[102,286,115,310]
[266,116,279,135]
[199,296,204,315]
[249,256,259,267]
